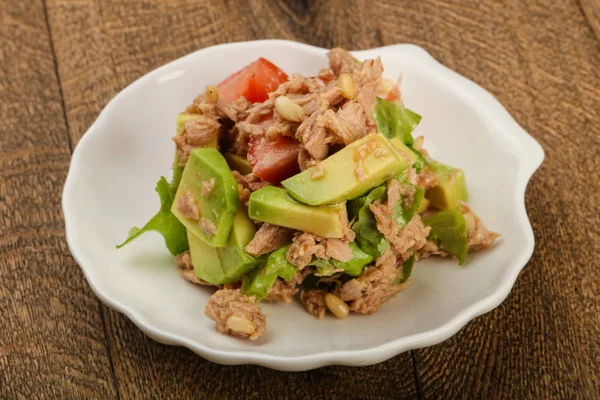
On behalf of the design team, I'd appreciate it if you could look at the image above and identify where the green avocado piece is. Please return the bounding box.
[282,133,408,206]
[225,152,253,175]
[348,185,389,257]
[187,230,223,284]
[373,97,422,145]
[241,245,297,301]
[248,186,347,238]
[189,208,260,284]
[422,206,468,265]
[171,148,239,247]
[216,208,260,279]
[425,162,468,210]
[309,242,373,277]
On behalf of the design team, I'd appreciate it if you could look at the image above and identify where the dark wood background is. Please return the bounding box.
[1,0,599,398]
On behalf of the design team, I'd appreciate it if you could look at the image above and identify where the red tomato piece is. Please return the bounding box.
[217,58,288,103]
[247,135,300,184]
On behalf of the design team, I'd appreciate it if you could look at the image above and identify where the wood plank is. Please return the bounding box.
[409,0,600,398]
[580,0,600,41]
[44,0,425,398]
[0,1,118,398]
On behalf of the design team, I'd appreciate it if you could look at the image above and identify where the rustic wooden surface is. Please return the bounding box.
[1,0,599,398]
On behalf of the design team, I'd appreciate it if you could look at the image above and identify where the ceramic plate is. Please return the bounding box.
[62,40,544,371]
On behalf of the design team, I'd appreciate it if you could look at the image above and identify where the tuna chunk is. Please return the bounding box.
[328,48,358,76]
[173,116,221,165]
[244,223,295,257]
[286,232,353,269]
[232,170,269,206]
[264,272,304,303]
[335,249,409,314]
[204,289,267,340]
[300,289,328,319]
[370,181,431,260]
[176,190,199,220]
[461,203,501,251]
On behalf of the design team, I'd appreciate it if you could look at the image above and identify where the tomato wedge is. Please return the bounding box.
[217,58,289,103]
[248,135,300,184]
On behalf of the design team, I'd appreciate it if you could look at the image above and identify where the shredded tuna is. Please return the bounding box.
[177,190,199,220]
[286,233,353,269]
[296,107,330,161]
[416,239,450,261]
[335,101,367,142]
[204,289,266,340]
[335,249,408,314]
[173,116,221,165]
[232,171,269,206]
[244,223,295,257]
[264,272,304,303]
[201,178,215,197]
[461,203,501,251]
[200,217,217,236]
[328,48,358,76]
[416,167,439,190]
[370,181,430,259]
[339,209,356,242]
[300,289,328,319]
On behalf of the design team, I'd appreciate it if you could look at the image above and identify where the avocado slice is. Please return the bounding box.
[189,208,260,285]
[187,230,223,284]
[216,208,260,279]
[282,133,408,205]
[309,242,373,277]
[225,152,253,175]
[241,245,297,301]
[422,206,468,265]
[425,162,468,210]
[248,186,347,238]
[171,148,239,247]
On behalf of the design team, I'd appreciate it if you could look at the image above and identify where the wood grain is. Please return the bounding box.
[0,1,117,399]
[1,0,598,398]
[580,0,600,40]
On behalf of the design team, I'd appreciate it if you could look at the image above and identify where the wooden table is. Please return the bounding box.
[1,0,599,398]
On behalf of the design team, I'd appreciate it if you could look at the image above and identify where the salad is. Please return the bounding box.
[118,49,500,340]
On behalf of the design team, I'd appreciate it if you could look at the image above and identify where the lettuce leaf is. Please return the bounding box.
[373,97,422,145]
[242,245,296,301]
[116,176,188,256]
[394,253,415,284]
[348,185,389,257]
[308,242,374,277]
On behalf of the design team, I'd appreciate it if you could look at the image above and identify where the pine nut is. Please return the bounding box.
[325,293,350,319]
[205,85,219,103]
[226,315,256,335]
[274,95,305,122]
[337,73,356,99]
[464,212,476,234]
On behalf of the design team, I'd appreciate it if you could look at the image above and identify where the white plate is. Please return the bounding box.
[62,40,544,371]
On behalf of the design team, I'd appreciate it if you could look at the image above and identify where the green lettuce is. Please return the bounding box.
[242,246,297,301]
[348,186,389,257]
[116,176,188,256]
[394,253,415,284]
[308,242,374,277]
[373,97,422,145]
[422,206,468,265]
